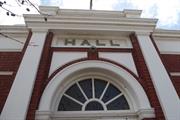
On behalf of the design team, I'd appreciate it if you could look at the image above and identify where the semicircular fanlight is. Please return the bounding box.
[58,78,130,111]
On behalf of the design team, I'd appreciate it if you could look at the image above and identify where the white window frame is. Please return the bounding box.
[57,75,132,112]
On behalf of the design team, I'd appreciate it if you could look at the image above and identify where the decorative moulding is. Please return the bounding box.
[123,9,142,18]
[39,6,142,19]
[24,6,158,34]
[39,6,59,16]
[137,108,155,120]
[31,28,49,33]
[153,29,180,38]
[35,109,155,120]
[0,25,29,34]
[135,31,151,36]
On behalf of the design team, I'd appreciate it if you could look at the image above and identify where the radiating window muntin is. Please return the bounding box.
[58,77,130,111]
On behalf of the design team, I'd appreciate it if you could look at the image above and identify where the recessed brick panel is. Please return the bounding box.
[161,54,180,72]
[0,75,14,113]
[0,52,22,71]
[171,76,180,97]
[0,52,22,113]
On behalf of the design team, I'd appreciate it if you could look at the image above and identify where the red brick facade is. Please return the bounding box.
[0,52,22,71]
[161,54,180,97]
[161,54,180,72]
[0,52,22,113]
[1,33,179,120]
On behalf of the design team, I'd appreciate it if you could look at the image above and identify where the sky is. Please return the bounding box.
[0,0,180,30]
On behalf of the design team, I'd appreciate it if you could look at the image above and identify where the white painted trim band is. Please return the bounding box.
[36,108,155,120]
[170,72,180,76]
[0,71,13,75]
[0,49,22,52]
[160,51,180,55]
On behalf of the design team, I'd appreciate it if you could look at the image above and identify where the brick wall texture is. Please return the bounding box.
[161,54,180,97]
[0,52,22,113]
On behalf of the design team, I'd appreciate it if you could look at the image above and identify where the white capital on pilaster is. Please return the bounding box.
[135,31,151,36]
[31,28,49,33]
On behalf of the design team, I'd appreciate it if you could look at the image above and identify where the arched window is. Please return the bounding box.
[36,61,155,120]
[58,78,130,111]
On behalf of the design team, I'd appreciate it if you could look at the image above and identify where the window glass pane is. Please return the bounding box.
[65,84,86,103]
[58,95,82,111]
[102,84,121,103]
[107,95,130,110]
[79,79,92,99]
[85,101,104,111]
[94,79,107,98]
[58,78,130,111]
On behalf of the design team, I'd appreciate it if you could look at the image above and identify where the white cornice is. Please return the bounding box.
[135,31,151,36]
[123,9,142,18]
[152,29,180,38]
[0,25,29,34]
[24,6,157,34]
[24,15,157,34]
[39,6,142,18]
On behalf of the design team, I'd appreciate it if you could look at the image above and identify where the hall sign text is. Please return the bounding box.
[64,39,120,47]
[53,38,132,48]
